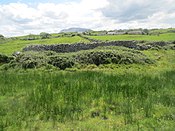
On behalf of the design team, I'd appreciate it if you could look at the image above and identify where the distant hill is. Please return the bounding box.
[60,28,92,33]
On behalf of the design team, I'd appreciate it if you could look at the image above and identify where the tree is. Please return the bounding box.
[40,32,51,39]
[143,29,149,35]
[27,34,36,40]
[0,34,5,39]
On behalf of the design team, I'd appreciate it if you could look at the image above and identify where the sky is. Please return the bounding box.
[0,0,175,36]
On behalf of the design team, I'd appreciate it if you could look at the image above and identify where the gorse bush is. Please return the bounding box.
[48,55,74,70]
[0,53,13,64]
[5,51,74,70]
[74,48,154,66]
[1,46,154,70]
[14,52,49,69]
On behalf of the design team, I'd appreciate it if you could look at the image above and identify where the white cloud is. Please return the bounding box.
[0,0,175,36]
[0,0,109,36]
[100,0,175,29]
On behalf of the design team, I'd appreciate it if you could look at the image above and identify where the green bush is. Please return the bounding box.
[2,46,154,70]
[40,32,51,39]
[10,52,49,69]
[74,49,154,66]
[6,51,74,70]
[0,54,12,64]
[0,34,4,39]
[48,55,74,70]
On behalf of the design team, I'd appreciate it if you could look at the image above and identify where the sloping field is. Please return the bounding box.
[88,33,175,41]
[0,36,89,55]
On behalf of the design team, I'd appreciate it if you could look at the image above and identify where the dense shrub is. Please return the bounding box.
[48,56,74,70]
[0,54,12,64]
[5,51,74,70]
[2,46,154,70]
[11,52,49,69]
[74,49,154,66]
[40,32,51,39]
[0,34,4,39]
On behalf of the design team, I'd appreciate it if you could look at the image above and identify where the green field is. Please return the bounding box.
[0,30,175,130]
[149,28,175,34]
[1,65,175,130]
[0,36,89,55]
[88,33,175,42]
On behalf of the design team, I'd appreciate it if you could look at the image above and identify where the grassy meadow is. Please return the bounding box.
[0,65,175,130]
[0,29,175,130]
[88,33,175,42]
[0,36,89,55]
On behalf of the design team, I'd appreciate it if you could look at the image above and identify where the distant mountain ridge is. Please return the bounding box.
[60,27,92,33]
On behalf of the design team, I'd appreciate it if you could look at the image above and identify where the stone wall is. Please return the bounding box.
[23,41,138,53]
[22,41,172,53]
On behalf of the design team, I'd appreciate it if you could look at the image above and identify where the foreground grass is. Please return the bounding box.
[88,33,175,42]
[0,36,89,55]
[0,68,175,130]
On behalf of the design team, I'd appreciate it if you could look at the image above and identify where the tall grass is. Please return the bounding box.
[0,70,175,130]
